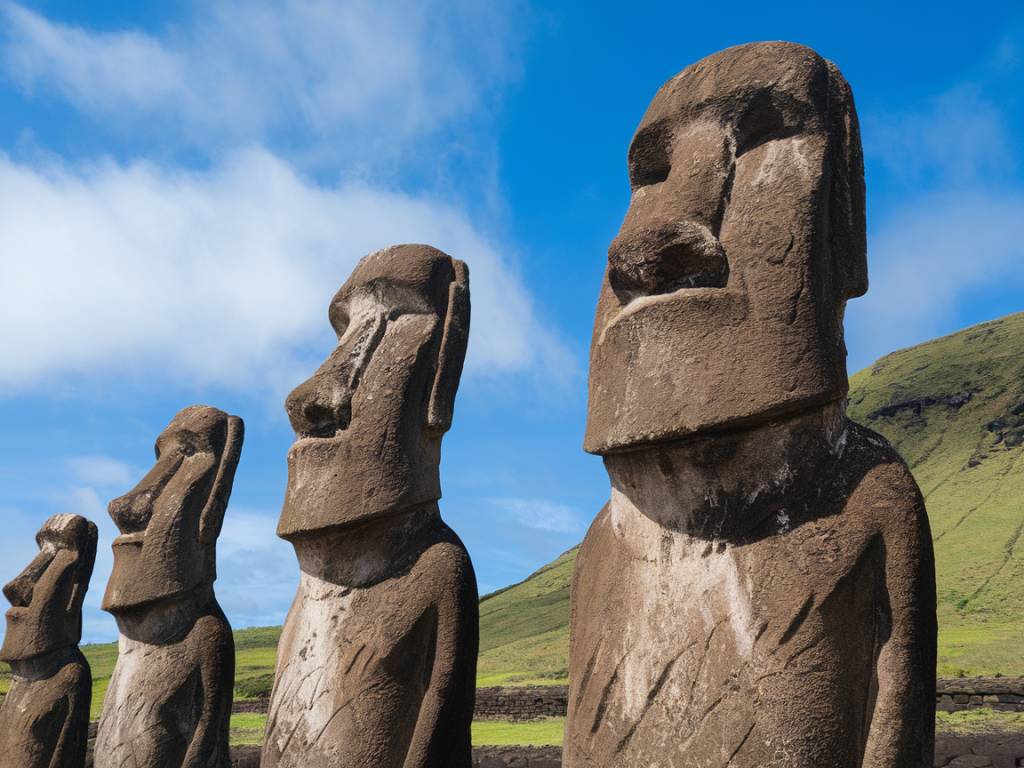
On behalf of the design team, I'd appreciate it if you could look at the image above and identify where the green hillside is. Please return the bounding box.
[2,313,1023,708]
[847,313,1024,676]
[478,549,576,686]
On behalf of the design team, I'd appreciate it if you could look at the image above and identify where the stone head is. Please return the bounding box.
[1,514,97,662]
[102,405,243,613]
[279,244,470,539]
[585,42,866,454]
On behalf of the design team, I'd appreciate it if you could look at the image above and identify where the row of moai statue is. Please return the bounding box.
[0,43,937,768]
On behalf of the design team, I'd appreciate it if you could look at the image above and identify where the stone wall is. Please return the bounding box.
[938,678,1024,713]
[473,679,1024,720]
[474,686,568,720]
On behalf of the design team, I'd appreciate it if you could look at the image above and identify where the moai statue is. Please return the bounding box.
[262,244,477,768]
[0,514,97,768]
[95,405,243,768]
[566,43,937,767]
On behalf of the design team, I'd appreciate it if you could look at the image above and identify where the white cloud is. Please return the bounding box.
[215,507,298,629]
[0,147,570,394]
[66,455,135,488]
[488,497,581,534]
[864,86,1016,187]
[0,2,572,396]
[846,188,1024,368]
[847,76,1024,369]
[0,0,519,159]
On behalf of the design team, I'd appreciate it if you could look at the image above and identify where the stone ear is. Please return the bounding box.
[427,259,470,435]
[199,415,244,545]
[66,520,98,616]
[827,61,867,300]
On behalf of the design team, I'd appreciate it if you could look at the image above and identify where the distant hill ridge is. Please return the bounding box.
[2,313,1023,705]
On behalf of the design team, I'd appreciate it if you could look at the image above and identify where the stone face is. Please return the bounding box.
[566,43,937,767]
[584,41,866,454]
[95,405,243,768]
[263,244,478,768]
[0,513,97,768]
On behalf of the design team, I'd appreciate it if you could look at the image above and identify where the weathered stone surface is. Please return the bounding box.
[0,513,97,768]
[567,42,937,767]
[262,245,478,768]
[95,405,243,768]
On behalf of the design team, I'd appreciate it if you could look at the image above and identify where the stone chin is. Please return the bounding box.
[101,537,211,614]
[583,284,849,455]
[0,608,37,663]
[277,432,441,540]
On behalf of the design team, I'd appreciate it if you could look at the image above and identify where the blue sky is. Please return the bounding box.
[0,0,1022,644]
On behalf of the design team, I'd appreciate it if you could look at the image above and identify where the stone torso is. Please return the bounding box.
[94,604,233,768]
[565,425,934,768]
[0,652,90,768]
[262,535,477,768]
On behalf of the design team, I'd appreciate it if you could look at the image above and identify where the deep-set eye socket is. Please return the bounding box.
[329,300,350,339]
[734,91,801,157]
[628,123,672,190]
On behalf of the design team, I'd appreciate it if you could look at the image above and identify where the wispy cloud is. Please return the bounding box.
[864,85,1016,187]
[488,497,581,533]
[847,55,1024,369]
[66,455,135,488]
[0,147,571,395]
[0,2,573,397]
[0,0,521,164]
[846,188,1024,367]
[215,507,298,629]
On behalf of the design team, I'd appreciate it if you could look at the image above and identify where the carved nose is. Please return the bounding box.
[2,576,32,607]
[608,221,729,295]
[2,551,51,607]
[285,373,352,438]
[108,490,155,534]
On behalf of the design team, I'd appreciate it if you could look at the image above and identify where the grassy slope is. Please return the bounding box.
[477,549,576,686]
[846,312,1024,676]
[2,313,1022,707]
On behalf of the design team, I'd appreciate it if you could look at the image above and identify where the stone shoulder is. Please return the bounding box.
[408,528,477,608]
[52,653,92,689]
[188,605,235,656]
[840,419,929,539]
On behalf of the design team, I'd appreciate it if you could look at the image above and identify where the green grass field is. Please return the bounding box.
[478,550,574,686]
[229,713,267,747]
[2,313,1024,723]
